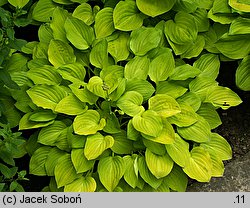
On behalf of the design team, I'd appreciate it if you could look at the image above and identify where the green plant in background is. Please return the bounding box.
[0,0,34,125]
[0,0,33,192]
[0,123,28,192]
[3,0,249,192]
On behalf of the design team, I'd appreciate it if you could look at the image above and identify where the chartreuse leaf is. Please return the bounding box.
[53,0,73,4]
[207,0,235,24]
[142,119,175,145]
[117,91,145,117]
[113,0,145,31]
[149,48,175,83]
[111,131,134,154]
[48,39,76,68]
[73,110,106,135]
[165,134,190,167]
[32,42,48,59]
[193,54,220,80]
[197,103,222,129]
[124,56,150,80]
[30,146,52,176]
[29,110,57,122]
[38,24,53,43]
[205,86,242,110]
[181,35,205,59]
[108,32,130,62]
[143,139,166,155]
[145,149,173,179]
[95,7,115,39]
[197,0,214,9]
[55,154,80,188]
[136,0,176,17]
[130,27,162,56]
[189,76,218,101]
[71,149,95,173]
[123,155,139,188]
[132,110,163,137]
[215,33,250,59]
[19,112,55,130]
[28,58,50,70]
[236,55,250,91]
[148,94,181,118]
[156,81,187,99]
[183,146,213,182]
[84,133,114,160]
[8,0,29,8]
[64,17,95,50]
[127,120,141,141]
[50,7,69,42]
[38,120,68,146]
[126,79,155,101]
[90,39,108,69]
[27,65,62,85]
[177,92,201,112]
[192,8,210,32]
[211,0,232,13]
[105,79,125,101]
[55,94,87,115]
[138,156,163,189]
[70,84,98,105]
[27,85,68,110]
[98,156,125,192]
[168,103,198,127]
[100,64,124,79]
[103,73,121,95]
[173,0,198,13]
[165,12,198,45]
[207,10,235,25]
[208,153,225,177]
[64,176,97,192]
[22,41,39,55]
[57,63,86,85]
[170,64,201,81]
[177,115,211,143]
[201,133,232,161]
[229,17,250,35]
[45,147,66,176]
[73,3,95,25]
[229,0,250,12]
[102,112,121,134]
[164,165,188,192]
[87,76,106,98]
[32,0,57,22]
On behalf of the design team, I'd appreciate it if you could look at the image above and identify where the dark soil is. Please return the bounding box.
[216,61,250,160]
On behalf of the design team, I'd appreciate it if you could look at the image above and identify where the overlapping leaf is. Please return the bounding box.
[64,17,95,50]
[48,39,76,68]
[183,147,213,182]
[136,0,176,17]
[98,156,125,192]
[84,133,114,160]
[113,0,145,31]
[27,85,68,110]
[117,91,145,117]
[73,110,106,135]
[236,55,250,91]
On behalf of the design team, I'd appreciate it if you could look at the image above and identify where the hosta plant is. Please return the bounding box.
[6,0,246,192]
